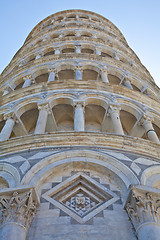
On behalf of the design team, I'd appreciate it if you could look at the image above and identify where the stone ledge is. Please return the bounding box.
[0,82,159,110]
[0,132,159,160]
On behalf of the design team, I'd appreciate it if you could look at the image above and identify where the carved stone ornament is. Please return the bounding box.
[125,185,160,231]
[0,187,39,229]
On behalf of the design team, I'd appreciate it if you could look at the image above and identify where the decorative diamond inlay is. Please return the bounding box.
[42,172,120,223]
[65,192,97,216]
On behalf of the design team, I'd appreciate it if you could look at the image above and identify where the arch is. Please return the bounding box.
[35,73,49,84]
[85,104,106,132]
[43,47,55,56]
[51,33,59,39]
[116,99,143,119]
[21,150,139,200]
[64,31,76,37]
[81,47,94,54]
[0,163,20,187]
[15,99,40,116]
[20,106,39,134]
[84,97,108,109]
[66,14,77,20]
[141,165,160,189]
[58,69,75,80]
[82,65,99,81]
[0,119,5,133]
[107,67,124,85]
[52,103,74,131]
[62,47,75,53]
[48,96,74,109]
[14,77,25,90]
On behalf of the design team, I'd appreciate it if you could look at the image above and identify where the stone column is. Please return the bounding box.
[22,75,33,88]
[113,53,120,60]
[35,52,44,60]
[34,103,50,134]
[19,59,26,67]
[141,114,159,144]
[100,69,109,83]
[0,187,38,240]
[109,104,124,135]
[54,48,61,55]
[48,68,57,82]
[75,45,81,53]
[75,66,83,80]
[0,113,16,141]
[96,49,101,56]
[2,88,10,96]
[74,101,85,131]
[124,79,133,89]
[125,185,160,240]
[76,32,81,37]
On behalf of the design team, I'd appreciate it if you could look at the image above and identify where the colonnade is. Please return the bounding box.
[0,101,159,144]
[4,66,139,93]
[21,43,123,66]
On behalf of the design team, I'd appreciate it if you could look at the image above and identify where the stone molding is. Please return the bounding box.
[0,83,158,112]
[125,185,160,231]
[0,132,160,158]
[0,186,39,230]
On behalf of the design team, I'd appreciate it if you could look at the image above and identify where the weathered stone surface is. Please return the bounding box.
[0,8,160,240]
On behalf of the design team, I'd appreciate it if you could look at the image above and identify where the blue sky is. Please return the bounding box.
[0,0,160,87]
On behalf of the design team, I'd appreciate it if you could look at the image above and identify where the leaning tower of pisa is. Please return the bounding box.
[0,9,160,240]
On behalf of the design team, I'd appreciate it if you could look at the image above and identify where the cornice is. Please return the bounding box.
[0,132,160,160]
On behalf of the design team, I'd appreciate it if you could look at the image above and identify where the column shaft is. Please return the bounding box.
[101,71,109,83]
[22,78,32,88]
[124,80,133,89]
[74,104,84,131]
[75,69,82,80]
[114,54,120,60]
[137,223,160,240]
[0,118,15,141]
[96,49,101,55]
[143,121,159,144]
[2,90,9,96]
[35,54,41,60]
[48,71,56,82]
[55,49,60,54]
[34,108,49,134]
[109,107,124,135]
[75,46,81,53]
[1,223,26,240]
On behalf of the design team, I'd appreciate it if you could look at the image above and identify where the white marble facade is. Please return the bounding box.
[0,9,160,240]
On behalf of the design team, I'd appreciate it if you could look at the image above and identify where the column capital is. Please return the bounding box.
[125,185,160,231]
[73,100,84,108]
[74,66,83,71]
[0,187,39,230]
[48,68,57,74]
[99,68,108,74]
[23,74,32,81]
[3,112,16,121]
[37,102,51,114]
[75,43,81,47]
[108,103,121,114]
[140,113,154,125]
